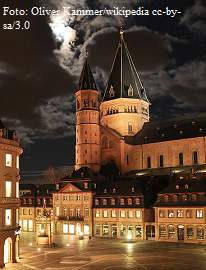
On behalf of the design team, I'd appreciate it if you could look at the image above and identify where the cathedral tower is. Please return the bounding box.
[100,28,150,136]
[75,55,101,172]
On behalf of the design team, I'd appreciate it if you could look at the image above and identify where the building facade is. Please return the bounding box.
[0,121,23,267]
[75,28,206,177]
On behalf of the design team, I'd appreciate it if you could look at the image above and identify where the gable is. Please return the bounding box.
[60,183,82,193]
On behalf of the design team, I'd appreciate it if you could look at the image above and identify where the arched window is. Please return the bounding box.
[160,155,163,167]
[77,100,80,109]
[193,151,198,164]
[147,157,151,168]
[179,153,183,165]
[128,124,133,134]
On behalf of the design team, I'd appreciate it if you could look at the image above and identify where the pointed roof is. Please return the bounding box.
[77,55,98,91]
[102,28,149,103]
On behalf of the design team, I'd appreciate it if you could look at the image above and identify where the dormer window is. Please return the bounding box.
[113,188,116,193]
[81,173,84,178]
[109,85,115,98]
[23,199,26,204]
[103,199,107,205]
[131,187,134,192]
[69,173,72,178]
[111,199,115,205]
[135,198,140,205]
[173,195,178,202]
[95,199,99,205]
[104,188,107,194]
[84,182,88,189]
[37,199,40,204]
[185,184,188,189]
[128,198,132,205]
[56,184,59,190]
[120,198,124,205]
[128,84,133,96]
[164,195,168,202]
[192,194,197,202]
[182,194,187,201]
[175,185,179,190]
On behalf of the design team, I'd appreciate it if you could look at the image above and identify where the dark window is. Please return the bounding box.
[179,153,183,165]
[193,151,198,164]
[147,157,151,168]
[160,155,163,167]
[127,155,129,165]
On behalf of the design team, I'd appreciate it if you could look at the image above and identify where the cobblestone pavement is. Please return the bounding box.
[4,232,206,269]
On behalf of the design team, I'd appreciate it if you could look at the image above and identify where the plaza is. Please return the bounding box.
[4,232,206,269]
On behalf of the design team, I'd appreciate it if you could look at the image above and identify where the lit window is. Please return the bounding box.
[70,208,74,217]
[159,210,165,218]
[5,181,11,197]
[175,185,179,190]
[84,182,88,189]
[84,195,88,201]
[113,188,116,193]
[69,195,74,201]
[186,210,192,218]
[104,188,107,193]
[29,199,32,204]
[111,210,116,217]
[81,173,84,177]
[95,199,99,205]
[103,224,109,235]
[136,210,141,218]
[76,195,80,201]
[131,187,134,192]
[159,225,166,238]
[197,210,203,218]
[29,209,32,215]
[37,209,41,215]
[168,225,175,239]
[168,210,174,218]
[6,154,12,167]
[103,210,108,218]
[5,209,11,226]
[120,210,125,218]
[69,224,75,234]
[120,198,124,205]
[103,199,107,205]
[56,207,59,216]
[23,220,27,230]
[95,210,100,217]
[63,223,68,234]
[177,210,183,218]
[197,227,204,240]
[23,199,26,204]
[128,210,133,218]
[185,184,188,189]
[16,156,19,169]
[23,209,27,215]
[16,182,19,198]
[63,208,67,217]
[85,207,89,217]
[63,195,67,201]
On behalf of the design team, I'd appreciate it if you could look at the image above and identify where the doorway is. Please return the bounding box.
[178,225,184,241]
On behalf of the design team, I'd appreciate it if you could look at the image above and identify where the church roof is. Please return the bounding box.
[102,28,149,103]
[77,56,98,91]
[125,112,206,145]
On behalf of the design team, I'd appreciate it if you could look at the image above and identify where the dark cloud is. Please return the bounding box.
[0,0,76,133]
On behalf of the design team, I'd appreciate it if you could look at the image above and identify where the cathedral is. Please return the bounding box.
[75,27,206,176]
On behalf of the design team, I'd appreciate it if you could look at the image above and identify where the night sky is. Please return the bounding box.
[1,0,206,183]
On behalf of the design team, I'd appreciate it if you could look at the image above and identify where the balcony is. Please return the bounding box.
[58,216,84,221]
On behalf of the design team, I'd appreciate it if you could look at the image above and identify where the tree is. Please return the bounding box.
[38,166,69,186]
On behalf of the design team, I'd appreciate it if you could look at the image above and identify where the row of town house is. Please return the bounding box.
[19,166,206,244]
